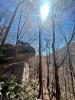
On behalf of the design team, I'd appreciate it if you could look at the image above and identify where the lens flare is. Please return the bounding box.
[40,3,50,21]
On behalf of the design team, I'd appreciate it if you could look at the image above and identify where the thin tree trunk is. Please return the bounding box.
[52,15,60,100]
[63,65,68,100]
[46,54,51,99]
[68,47,75,99]
[66,63,72,100]
[15,10,22,62]
[47,54,50,88]
[38,28,43,99]
[0,16,2,23]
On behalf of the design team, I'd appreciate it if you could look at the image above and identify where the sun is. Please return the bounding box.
[40,3,50,21]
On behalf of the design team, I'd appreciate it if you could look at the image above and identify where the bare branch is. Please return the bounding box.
[0,0,26,47]
[58,25,75,68]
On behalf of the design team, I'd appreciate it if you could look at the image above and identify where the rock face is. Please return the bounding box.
[0,43,36,81]
[0,43,36,62]
[22,62,29,81]
[0,62,29,81]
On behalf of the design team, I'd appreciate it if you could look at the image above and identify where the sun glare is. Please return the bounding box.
[40,3,50,21]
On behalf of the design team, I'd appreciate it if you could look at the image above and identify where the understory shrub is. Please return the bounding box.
[0,75,37,100]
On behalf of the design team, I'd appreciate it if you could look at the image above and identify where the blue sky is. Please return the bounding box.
[0,0,75,54]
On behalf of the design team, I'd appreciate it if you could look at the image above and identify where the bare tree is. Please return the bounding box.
[0,0,25,47]
[58,25,75,99]
[52,13,61,100]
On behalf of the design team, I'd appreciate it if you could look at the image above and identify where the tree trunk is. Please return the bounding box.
[68,47,75,99]
[38,27,43,99]
[52,15,60,100]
